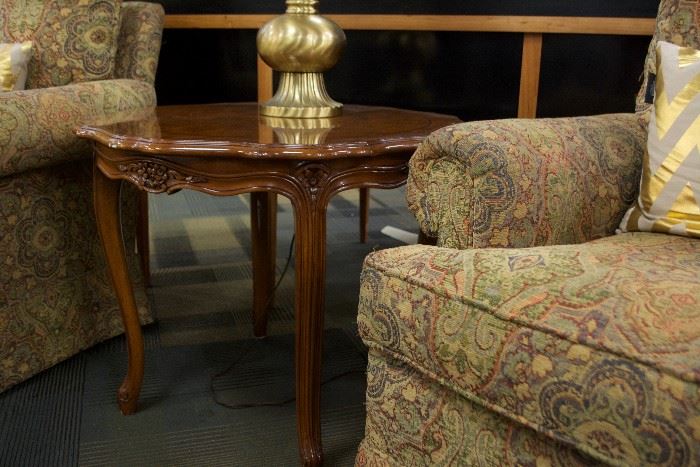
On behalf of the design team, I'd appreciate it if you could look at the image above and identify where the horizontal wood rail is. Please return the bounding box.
[164,14,655,35]
[164,14,656,117]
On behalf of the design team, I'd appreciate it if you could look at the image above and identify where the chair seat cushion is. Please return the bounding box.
[0,0,121,88]
[358,232,700,465]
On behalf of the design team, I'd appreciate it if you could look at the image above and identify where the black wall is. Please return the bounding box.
[154,1,659,120]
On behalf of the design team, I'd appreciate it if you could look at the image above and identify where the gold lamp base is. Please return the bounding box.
[257,0,346,119]
[260,72,342,118]
[261,114,338,144]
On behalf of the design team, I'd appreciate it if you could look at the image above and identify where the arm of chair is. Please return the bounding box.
[407,113,646,249]
[114,2,165,83]
[0,79,156,178]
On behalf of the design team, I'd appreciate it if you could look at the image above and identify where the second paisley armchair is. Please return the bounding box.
[0,1,164,392]
[356,0,700,465]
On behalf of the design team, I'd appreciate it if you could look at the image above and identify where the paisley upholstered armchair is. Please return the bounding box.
[0,1,164,392]
[356,0,700,465]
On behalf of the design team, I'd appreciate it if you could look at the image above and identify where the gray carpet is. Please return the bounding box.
[0,187,418,466]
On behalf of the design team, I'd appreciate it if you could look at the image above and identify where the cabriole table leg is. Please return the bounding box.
[93,163,145,415]
[251,191,277,337]
[292,195,328,466]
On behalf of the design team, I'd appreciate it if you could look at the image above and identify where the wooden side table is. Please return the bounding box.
[77,103,459,465]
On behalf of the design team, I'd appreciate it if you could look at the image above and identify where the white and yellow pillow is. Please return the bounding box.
[620,40,700,238]
[0,41,32,92]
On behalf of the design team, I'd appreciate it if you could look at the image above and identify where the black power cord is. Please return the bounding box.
[210,234,368,410]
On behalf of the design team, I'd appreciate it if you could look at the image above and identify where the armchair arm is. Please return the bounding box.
[114,2,165,83]
[407,113,646,249]
[0,79,155,178]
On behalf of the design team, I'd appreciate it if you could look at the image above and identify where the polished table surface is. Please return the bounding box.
[78,103,460,466]
[80,103,457,158]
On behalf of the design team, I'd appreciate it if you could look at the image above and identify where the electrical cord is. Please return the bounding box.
[212,360,366,410]
[263,233,295,313]
[210,234,368,410]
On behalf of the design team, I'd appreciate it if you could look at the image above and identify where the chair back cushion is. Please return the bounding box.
[0,0,121,89]
[637,0,700,112]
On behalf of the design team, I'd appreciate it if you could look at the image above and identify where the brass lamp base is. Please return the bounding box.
[260,72,342,118]
[260,114,338,144]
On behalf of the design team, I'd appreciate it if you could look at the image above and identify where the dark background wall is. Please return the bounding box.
[154,0,660,120]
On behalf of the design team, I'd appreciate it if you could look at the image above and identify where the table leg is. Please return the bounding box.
[251,192,277,337]
[93,164,144,415]
[359,188,369,243]
[293,199,327,466]
[137,191,150,287]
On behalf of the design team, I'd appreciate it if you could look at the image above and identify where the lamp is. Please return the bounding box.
[257,0,346,118]
[260,116,338,145]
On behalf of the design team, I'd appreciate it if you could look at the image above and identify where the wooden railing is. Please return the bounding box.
[164,14,656,118]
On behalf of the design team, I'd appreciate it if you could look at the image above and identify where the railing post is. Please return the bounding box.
[257,55,274,103]
[518,32,543,118]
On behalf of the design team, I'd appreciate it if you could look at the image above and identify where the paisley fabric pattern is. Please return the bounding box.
[0,79,156,178]
[0,166,150,392]
[357,233,700,466]
[0,3,163,392]
[0,0,122,89]
[407,114,646,249]
[114,2,165,83]
[363,1,700,465]
[636,0,700,112]
[356,353,601,467]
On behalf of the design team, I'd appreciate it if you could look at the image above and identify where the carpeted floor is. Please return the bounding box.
[0,187,418,466]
